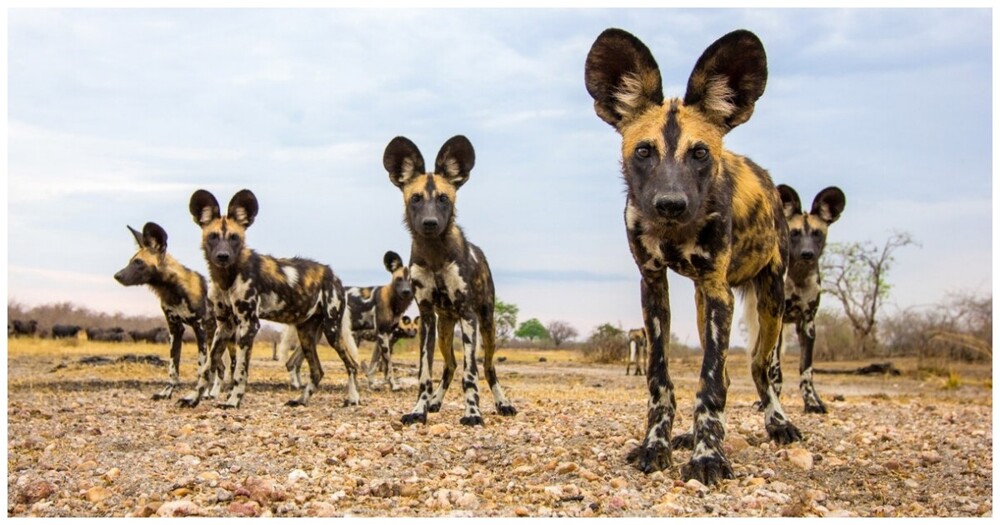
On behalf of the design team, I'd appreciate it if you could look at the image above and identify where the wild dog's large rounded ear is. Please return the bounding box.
[683,29,767,132]
[127,225,145,248]
[776,184,802,219]
[383,250,404,272]
[811,186,846,224]
[585,28,663,130]
[189,189,221,226]
[142,222,168,254]
[384,136,426,189]
[227,189,259,228]
[434,135,475,189]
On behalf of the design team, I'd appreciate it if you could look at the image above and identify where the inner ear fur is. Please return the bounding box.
[189,189,221,226]
[227,189,259,228]
[434,135,475,188]
[811,186,846,224]
[683,29,767,132]
[585,28,664,129]
[142,222,169,254]
[777,184,802,219]
[384,136,426,189]
[383,251,403,272]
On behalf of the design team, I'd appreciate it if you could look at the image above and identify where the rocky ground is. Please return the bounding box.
[6,340,993,517]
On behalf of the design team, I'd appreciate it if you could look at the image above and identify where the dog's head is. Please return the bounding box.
[115,222,170,286]
[383,135,475,239]
[586,28,767,228]
[777,185,845,267]
[189,189,258,269]
[396,315,420,339]
[383,250,413,302]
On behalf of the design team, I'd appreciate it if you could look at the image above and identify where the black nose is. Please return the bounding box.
[654,194,688,219]
[421,218,439,231]
[400,287,413,299]
[113,271,125,283]
[215,253,230,264]
[800,251,815,261]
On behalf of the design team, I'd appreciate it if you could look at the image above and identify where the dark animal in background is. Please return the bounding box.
[114,222,229,400]
[11,320,38,337]
[86,327,128,342]
[129,327,171,344]
[626,328,647,376]
[772,185,845,414]
[384,135,517,426]
[51,324,83,339]
[283,251,415,390]
[586,28,800,484]
[181,189,362,409]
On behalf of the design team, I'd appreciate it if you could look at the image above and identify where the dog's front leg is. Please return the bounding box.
[402,305,437,425]
[681,280,736,485]
[154,317,185,400]
[626,271,676,474]
[797,313,826,413]
[219,312,259,409]
[178,320,232,408]
[458,314,484,426]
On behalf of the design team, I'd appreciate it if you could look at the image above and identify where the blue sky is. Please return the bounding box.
[5,8,993,346]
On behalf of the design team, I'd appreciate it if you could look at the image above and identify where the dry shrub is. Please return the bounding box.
[581,323,626,364]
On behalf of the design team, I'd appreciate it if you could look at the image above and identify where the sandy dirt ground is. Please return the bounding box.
[6,338,993,517]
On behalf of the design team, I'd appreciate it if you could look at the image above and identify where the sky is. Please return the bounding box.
[5,7,993,347]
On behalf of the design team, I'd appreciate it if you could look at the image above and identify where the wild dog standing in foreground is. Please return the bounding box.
[178,189,362,409]
[384,135,517,426]
[626,328,648,376]
[586,28,801,484]
[114,222,230,400]
[284,250,415,390]
[772,185,845,414]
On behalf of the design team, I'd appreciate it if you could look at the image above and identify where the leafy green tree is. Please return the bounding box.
[515,318,549,341]
[494,299,519,344]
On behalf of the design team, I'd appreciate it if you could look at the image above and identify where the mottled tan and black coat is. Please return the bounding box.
[384,135,517,426]
[772,184,845,414]
[626,327,648,376]
[179,189,362,409]
[114,222,229,400]
[284,250,415,390]
[586,28,801,485]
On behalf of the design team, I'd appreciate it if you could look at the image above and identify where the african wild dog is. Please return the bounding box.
[114,222,231,399]
[384,135,517,426]
[179,189,362,409]
[283,250,415,390]
[626,328,647,376]
[770,185,845,414]
[586,28,801,484]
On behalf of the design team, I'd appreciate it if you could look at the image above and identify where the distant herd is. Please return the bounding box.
[11,28,847,487]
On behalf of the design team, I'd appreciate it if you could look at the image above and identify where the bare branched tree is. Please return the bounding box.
[546,320,578,347]
[821,231,917,355]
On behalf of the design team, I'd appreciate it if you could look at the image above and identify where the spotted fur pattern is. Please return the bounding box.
[384,135,517,426]
[284,251,414,390]
[114,222,231,400]
[626,328,648,376]
[772,185,845,414]
[586,28,801,485]
[178,189,362,409]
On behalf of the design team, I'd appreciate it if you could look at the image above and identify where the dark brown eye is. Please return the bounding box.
[635,146,651,159]
[410,194,423,204]
[229,233,240,242]
[790,230,802,237]
[692,147,708,160]
[207,232,220,241]
[132,259,144,267]
[437,194,449,204]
